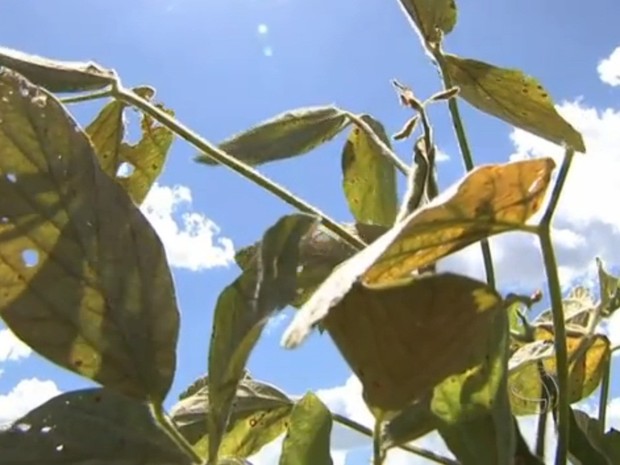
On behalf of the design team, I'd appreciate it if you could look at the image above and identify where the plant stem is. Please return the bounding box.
[344,112,410,176]
[430,48,496,288]
[114,85,366,251]
[537,148,576,465]
[598,355,611,435]
[332,413,459,465]
[373,418,386,465]
[60,88,113,104]
[150,402,202,464]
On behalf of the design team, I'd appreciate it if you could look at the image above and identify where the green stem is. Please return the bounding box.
[332,413,459,465]
[345,112,410,176]
[541,149,574,226]
[431,48,496,288]
[60,88,113,104]
[598,355,611,435]
[150,402,202,464]
[373,418,386,465]
[114,85,365,251]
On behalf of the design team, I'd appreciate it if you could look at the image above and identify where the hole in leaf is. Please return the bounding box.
[6,173,17,183]
[55,444,64,452]
[21,249,39,268]
[40,426,52,433]
[116,162,135,178]
[0,216,9,224]
[15,423,31,432]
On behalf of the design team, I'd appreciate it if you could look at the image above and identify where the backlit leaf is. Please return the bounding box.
[323,273,502,412]
[171,376,293,459]
[443,55,586,152]
[397,0,457,45]
[86,87,174,205]
[597,257,620,316]
[279,392,333,465]
[341,114,398,227]
[0,45,116,93]
[282,158,554,348]
[0,69,178,401]
[508,325,610,415]
[207,214,317,463]
[535,286,595,328]
[380,394,437,449]
[196,106,349,166]
[0,388,191,464]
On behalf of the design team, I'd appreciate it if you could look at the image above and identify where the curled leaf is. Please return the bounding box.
[443,55,586,152]
[196,106,349,166]
[392,115,420,141]
[0,69,179,401]
[0,45,116,93]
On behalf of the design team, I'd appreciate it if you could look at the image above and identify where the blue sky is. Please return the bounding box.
[1,0,620,463]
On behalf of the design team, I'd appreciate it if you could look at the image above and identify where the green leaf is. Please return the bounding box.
[380,394,437,449]
[85,87,175,205]
[567,409,612,465]
[0,69,179,401]
[0,388,191,464]
[283,158,555,348]
[513,417,545,464]
[279,392,333,465]
[596,257,620,316]
[171,376,293,459]
[207,214,318,463]
[397,0,457,45]
[0,45,117,93]
[602,429,620,462]
[195,106,349,166]
[443,55,586,152]
[323,273,502,412]
[341,114,398,227]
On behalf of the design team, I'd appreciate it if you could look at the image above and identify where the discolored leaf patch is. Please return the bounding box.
[0,69,179,401]
[207,214,317,463]
[508,325,610,415]
[0,45,117,93]
[283,158,554,348]
[323,273,502,412]
[279,392,333,465]
[341,115,398,227]
[171,376,293,459]
[196,106,349,167]
[0,388,191,464]
[443,55,586,152]
[86,86,174,205]
[397,0,457,45]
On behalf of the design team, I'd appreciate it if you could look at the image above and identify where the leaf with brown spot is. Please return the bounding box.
[443,55,586,152]
[323,273,502,412]
[0,45,116,93]
[282,158,554,348]
[508,325,610,415]
[397,0,458,45]
[341,115,398,227]
[0,388,192,464]
[195,106,350,167]
[86,87,174,204]
[0,69,179,401]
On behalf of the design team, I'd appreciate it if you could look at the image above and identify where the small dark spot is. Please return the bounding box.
[93,395,102,403]
[249,418,258,427]
[522,88,528,94]
[151,164,158,170]
[536,85,543,90]
[74,359,83,368]
[540,93,548,99]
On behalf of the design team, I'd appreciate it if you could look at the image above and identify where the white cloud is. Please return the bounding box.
[140,182,235,271]
[0,328,31,362]
[598,46,620,87]
[0,378,61,427]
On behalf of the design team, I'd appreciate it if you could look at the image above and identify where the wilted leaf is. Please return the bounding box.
[0,69,178,401]
[597,257,620,316]
[397,0,457,45]
[283,158,554,348]
[0,388,191,464]
[207,214,317,463]
[443,55,586,152]
[279,392,333,465]
[380,394,437,449]
[171,376,293,459]
[341,115,398,227]
[567,409,612,465]
[195,106,349,166]
[535,286,595,328]
[0,45,117,93]
[323,273,502,412]
[86,87,174,204]
[435,310,514,465]
[508,325,610,415]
